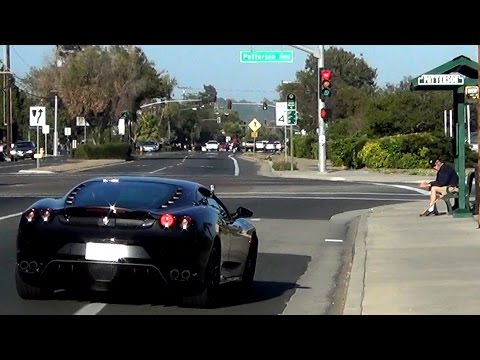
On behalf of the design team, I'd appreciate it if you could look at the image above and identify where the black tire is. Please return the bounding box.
[240,240,258,296]
[182,242,221,308]
[15,268,52,300]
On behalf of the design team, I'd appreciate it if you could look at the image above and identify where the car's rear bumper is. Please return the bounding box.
[17,240,206,293]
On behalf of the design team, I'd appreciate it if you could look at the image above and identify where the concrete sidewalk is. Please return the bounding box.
[240,152,480,315]
[239,152,435,185]
[343,201,480,315]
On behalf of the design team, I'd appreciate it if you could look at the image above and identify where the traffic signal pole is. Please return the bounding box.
[290,45,327,173]
[317,45,326,173]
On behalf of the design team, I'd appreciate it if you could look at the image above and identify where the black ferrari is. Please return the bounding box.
[15,176,258,307]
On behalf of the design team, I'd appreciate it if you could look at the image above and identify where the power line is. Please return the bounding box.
[11,46,32,70]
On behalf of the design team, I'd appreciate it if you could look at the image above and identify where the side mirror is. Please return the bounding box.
[233,206,253,219]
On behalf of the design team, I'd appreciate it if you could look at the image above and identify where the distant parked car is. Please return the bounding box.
[14,141,36,160]
[142,141,159,152]
[205,140,219,152]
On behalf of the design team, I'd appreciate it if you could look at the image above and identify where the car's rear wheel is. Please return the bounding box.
[240,240,258,296]
[15,268,53,300]
[182,242,221,308]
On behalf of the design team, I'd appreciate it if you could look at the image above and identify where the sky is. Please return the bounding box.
[3,45,478,102]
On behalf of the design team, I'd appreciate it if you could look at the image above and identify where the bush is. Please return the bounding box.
[72,143,131,159]
[72,145,88,159]
[272,161,297,171]
[357,132,471,169]
[293,135,316,159]
[327,136,368,169]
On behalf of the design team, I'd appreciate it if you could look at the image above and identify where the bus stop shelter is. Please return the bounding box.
[410,55,478,218]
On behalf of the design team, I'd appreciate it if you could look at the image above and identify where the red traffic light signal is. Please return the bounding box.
[320,69,332,99]
[320,108,327,119]
[320,69,332,81]
[320,108,331,120]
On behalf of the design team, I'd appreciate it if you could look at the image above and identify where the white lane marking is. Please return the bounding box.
[371,182,430,195]
[216,191,422,196]
[249,218,261,222]
[0,212,22,221]
[149,155,190,173]
[216,195,423,201]
[149,166,167,174]
[228,154,240,176]
[325,238,343,242]
[74,303,107,315]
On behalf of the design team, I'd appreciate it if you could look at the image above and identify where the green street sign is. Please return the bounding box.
[286,93,297,125]
[240,51,294,64]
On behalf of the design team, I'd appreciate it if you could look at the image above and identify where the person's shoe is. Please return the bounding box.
[419,209,440,217]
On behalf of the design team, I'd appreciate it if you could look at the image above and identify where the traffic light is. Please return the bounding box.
[227,99,232,109]
[320,69,332,99]
[320,108,331,121]
[262,101,268,110]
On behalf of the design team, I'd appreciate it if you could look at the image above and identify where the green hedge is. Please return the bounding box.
[327,136,369,169]
[293,135,317,159]
[72,143,130,159]
[357,133,474,169]
[325,132,475,170]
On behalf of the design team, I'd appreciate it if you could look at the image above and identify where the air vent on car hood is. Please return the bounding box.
[65,183,87,205]
[161,187,183,208]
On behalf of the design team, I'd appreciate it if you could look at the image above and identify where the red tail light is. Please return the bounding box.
[24,209,37,223]
[178,216,192,230]
[40,208,54,223]
[160,213,176,228]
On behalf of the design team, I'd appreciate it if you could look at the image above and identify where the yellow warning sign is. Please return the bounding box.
[248,118,262,132]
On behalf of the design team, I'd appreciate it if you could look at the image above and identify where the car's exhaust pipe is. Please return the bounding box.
[28,261,38,271]
[181,270,191,280]
[169,269,179,280]
[19,261,29,271]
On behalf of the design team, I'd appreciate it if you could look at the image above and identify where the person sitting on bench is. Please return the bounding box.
[419,158,459,217]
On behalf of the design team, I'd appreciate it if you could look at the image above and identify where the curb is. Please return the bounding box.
[239,155,431,184]
[342,212,369,315]
[18,169,56,174]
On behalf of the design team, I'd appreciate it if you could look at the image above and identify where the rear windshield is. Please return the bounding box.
[16,142,35,148]
[70,180,179,209]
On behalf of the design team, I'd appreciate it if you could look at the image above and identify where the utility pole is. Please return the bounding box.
[5,45,12,155]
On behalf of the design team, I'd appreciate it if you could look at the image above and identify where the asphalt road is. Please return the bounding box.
[0,151,426,315]
[0,155,68,174]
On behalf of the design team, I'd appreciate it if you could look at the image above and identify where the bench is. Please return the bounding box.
[437,171,475,215]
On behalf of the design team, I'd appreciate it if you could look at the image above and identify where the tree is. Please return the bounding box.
[0,64,35,142]
[133,112,164,142]
[199,85,217,105]
[23,45,175,144]
[365,77,452,137]
[276,46,378,132]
